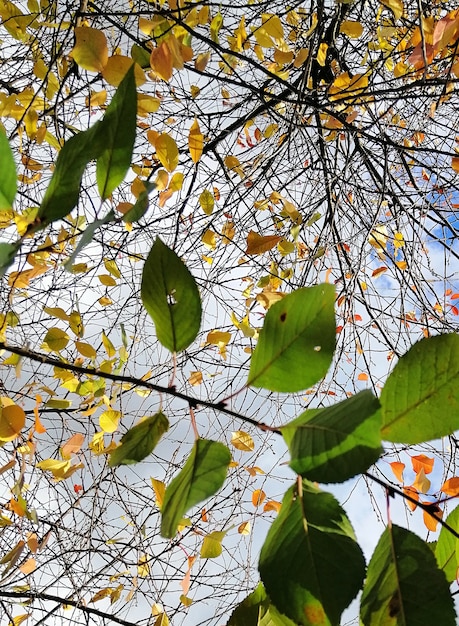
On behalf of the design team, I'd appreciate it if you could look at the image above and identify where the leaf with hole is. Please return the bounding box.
[247,285,335,392]
[141,238,202,352]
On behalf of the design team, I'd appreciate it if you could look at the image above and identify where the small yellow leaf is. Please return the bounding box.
[412,468,430,494]
[0,400,25,441]
[244,466,265,476]
[10,613,31,626]
[199,189,214,215]
[180,594,193,606]
[155,133,179,173]
[137,94,160,116]
[195,51,211,72]
[189,119,203,163]
[43,327,69,352]
[75,341,97,359]
[98,274,117,286]
[99,410,121,433]
[138,554,150,577]
[252,489,266,507]
[231,431,254,452]
[91,588,113,603]
[339,20,364,38]
[238,521,251,535]
[200,530,227,558]
[380,0,404,20]
[188,371,203,386]
[70,27,108,72]
[207,331,231,345]
[102,331,116,358]
[151,478,165,508]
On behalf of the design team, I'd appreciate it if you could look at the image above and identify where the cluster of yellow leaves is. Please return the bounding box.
[37,433,84,480]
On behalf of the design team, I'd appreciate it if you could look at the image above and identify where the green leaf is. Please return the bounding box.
[122,182,156,223]
[259,480,365,626]
[0,241,21,276]
[247,285,335,392]
[64,210,115,270]
[141,238,202,352]
[360,524,456,626]
[0,130,16,209]
[37,122,102,228]
[108,411,169,467]
[131,44,151,68]
[282,391,382,483]
[228,584,296,626]
[96,64,137,200]
[435,506,459,583]
[161,439,231,538]
[200,530,227,558]
[380,334,459,443]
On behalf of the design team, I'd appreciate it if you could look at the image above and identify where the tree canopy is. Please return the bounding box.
[1,0,459,624]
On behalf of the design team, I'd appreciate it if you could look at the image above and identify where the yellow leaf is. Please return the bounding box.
[150,41,173,81]
[180,594,193,606]
[137,94,161,117]
[380,0,404,20]
[91,588,113,603]
[138,554,150,577]
[104,259,121,278]
[69,310,84,337]
[189,119,203,163]
[75,341,97,359]
[261,14,284,39]
[86,89,107,107]
[412,468,430,494]
[151,478,165,508]
[43,307,69,321]
[340,20,363,38]
[200,530,227,558]
[99,410,121,433]
[201,229,216,250]
[452,157,459,173]
[246,230,282,255]
[10,613,31,626]
[231,430,254,452]
[98,274,117,286]
[102,331,116,358]
[155,133,179,173]
[188,371,203,386]
[252,489,266,507]
[207,331,231,345]
[70,27,108,73]
[329,72,369,102]
[368,224,388,253]
[42,327,69,352]
[393,232,405,248]
[102,56,145,87]
[317,42,328,66]
[244,466,265,476]
[238,521,251,535]
[199,189,214,215]
[0,400,25,441]
[195,51,211,72]
[37,458,83,481]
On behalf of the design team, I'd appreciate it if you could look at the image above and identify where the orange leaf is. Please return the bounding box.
[403,485,419,511]
[357,373,368,381]
[19,557,36,574]
[252,489,266,507]
[150,41,173,81]
[263,500,281,513]
[390,461,405,482]
[188,119,203,164]
[372,266,388,277]
[411,454,434,475]
[61,433,85,459]
[452,157,459,173]
[441,476,459,496]
[422,503,442,532]
[246,230,282,255]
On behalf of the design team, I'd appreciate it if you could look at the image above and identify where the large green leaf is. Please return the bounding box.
[247,285,335,392]
[282,390,382,483]
[96,64,137,200]
[259,480,365,626]
[0,241,21,276]
[108,411,169,467]
[228,583,296,626]
[435,506,459,583]
[0,130,16,209]
[160,439,231,538]
[37,121,102,227]
[141,238,202,352]
[380,334,459,443]
[360,524,456,626]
